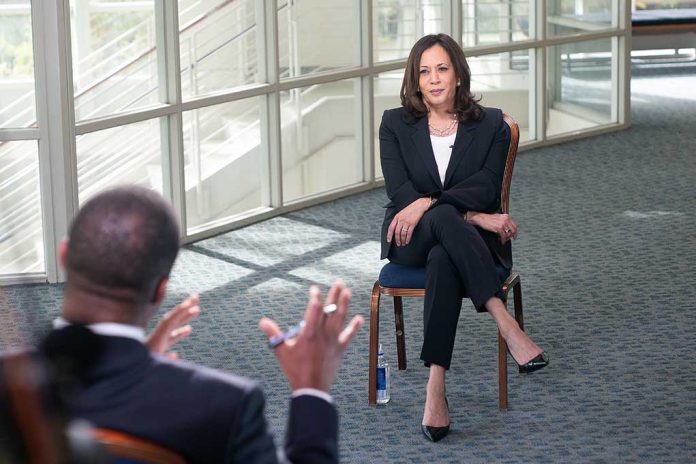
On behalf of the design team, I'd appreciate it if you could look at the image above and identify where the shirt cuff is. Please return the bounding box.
[291,388,333,404]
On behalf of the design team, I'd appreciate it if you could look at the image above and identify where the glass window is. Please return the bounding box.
[547,0,614,37]
[462,0,531,48]
[70,0,159,121]
[374,69,405,179]
[373,0,445,63]
[469,50,534,142]
[182,97,265,233]
[0,140,44,274]
[278,0,360,79]
[0,0,35,128]
[0,0,632,281]
[280,79,362,203]
[546,38,614,138]
[179,0,261,99]
[76,118,163,204]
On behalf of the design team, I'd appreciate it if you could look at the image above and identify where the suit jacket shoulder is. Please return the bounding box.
[66,335,338,464]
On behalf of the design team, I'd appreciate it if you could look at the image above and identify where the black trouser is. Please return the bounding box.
[388,204,502,370]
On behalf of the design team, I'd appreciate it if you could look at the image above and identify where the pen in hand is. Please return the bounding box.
[268,304,337,349]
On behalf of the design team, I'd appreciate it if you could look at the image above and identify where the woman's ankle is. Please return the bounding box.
[427,366,446,393]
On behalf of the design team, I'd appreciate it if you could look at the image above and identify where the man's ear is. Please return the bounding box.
[152,277,169,305]
[58,239,69,269]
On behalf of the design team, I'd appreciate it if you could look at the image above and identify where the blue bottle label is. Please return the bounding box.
[376,367,386,390]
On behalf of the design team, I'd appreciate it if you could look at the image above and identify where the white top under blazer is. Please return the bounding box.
[430,133,456,184]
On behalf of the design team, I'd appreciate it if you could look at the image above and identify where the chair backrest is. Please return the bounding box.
[91,428,187,464]
[0,351,64,464]
[500,113,520,215]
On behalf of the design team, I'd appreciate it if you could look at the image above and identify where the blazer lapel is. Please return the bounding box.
[410,116,443,189]
[443,121,477,187]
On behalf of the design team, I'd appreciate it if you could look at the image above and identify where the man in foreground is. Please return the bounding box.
[45,185,364,463]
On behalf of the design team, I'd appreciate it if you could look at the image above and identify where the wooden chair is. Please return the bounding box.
[368,113,523,410]
[1,351,65,464]
[91,428,187,464]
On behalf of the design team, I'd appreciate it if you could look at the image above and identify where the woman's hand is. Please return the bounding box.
[466,212,518,244]
[387,197,431,246]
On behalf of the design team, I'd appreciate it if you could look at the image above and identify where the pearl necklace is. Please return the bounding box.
[428,117,458,136]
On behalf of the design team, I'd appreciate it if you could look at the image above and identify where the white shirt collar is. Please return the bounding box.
[53,316,146,343]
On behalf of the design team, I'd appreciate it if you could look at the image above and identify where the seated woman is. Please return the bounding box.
[378,33,548,442]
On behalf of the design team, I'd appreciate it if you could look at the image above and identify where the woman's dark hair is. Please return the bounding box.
[400,33,483,122]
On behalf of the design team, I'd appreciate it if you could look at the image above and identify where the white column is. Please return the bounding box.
[361,0,375,184]
[33,0,78,282]
[260,0,282,208]
[156,1,187,237]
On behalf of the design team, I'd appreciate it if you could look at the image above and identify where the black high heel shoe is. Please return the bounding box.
[511,351,549,374]
[421,397,449,442]
[421,424,449,442]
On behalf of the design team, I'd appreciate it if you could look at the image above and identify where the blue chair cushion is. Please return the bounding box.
[378,262,510,289]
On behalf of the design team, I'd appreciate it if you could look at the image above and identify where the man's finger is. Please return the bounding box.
[170,325,193,341]
[338,315,365,347]
[170,305,200,328]
[302,286,323,339]
[324,281,344,307]
[165,295,200,326]
[259,317,283,339]
[327,286,351,330]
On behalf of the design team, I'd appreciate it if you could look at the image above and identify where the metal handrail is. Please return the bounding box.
[76,0,239,101]
[0,0,239,130]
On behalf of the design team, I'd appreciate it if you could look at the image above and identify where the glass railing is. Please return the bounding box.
[180,0,260,98]
[463,0,531,47]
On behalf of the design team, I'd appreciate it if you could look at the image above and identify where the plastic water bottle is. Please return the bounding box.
[376,344,390,404]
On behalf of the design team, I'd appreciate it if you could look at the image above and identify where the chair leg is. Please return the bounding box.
[393,296,407,370]
[498,329,508,411]
[368,282,381,405]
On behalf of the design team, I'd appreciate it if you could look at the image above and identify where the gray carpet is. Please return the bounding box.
[1,64,695,463]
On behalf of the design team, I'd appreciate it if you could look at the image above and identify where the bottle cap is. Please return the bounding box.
[378,343,383,355]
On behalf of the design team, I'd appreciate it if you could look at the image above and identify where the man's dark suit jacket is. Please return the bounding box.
[64,333,338,464]
[379,105,512,270]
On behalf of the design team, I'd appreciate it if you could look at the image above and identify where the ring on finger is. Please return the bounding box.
[323,304,337,316]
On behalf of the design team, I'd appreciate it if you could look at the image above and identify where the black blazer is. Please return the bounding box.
[62,334,338,464]
[379,106,512,269]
